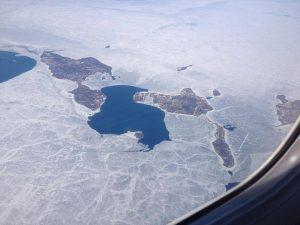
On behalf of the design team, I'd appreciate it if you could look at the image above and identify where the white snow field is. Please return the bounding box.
[0,0,300,224]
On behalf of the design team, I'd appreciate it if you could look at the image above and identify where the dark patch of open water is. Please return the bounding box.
[0,51,36,83]
[88,85,170,150]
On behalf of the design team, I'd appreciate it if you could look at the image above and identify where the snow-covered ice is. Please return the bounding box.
[0,0,300,224]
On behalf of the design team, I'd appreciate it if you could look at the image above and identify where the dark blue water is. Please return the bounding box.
[0,51,36,83]
[88,85,170,150]
[225,182,239,191]
[223,124,236,131]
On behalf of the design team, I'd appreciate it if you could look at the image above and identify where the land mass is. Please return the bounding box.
[41,51,112,83]
[41,51,234,162]
[41,51,112,110]
[70,84,106,111]
[212,124,234,168]
[276,95,300,125]
[134,88,213,116]
[135,88,234,168]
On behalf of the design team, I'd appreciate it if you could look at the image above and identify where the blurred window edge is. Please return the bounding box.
[171,117,300,225]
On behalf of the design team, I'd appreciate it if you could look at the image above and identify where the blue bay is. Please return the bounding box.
[88,85,170,150]
[0,51,36,83]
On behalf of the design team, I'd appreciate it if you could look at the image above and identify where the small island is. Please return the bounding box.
[212,125,234,168]
[134,131,144,139]
[213,89,221,97]
[276,95,288,104]
[223,124,236,131]
[275,95,300,125]
[177,65,193,72]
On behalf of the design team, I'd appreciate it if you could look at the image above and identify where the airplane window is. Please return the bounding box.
[0,1,299,224]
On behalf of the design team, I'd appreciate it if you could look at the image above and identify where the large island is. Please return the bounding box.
[41,51,112,111]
